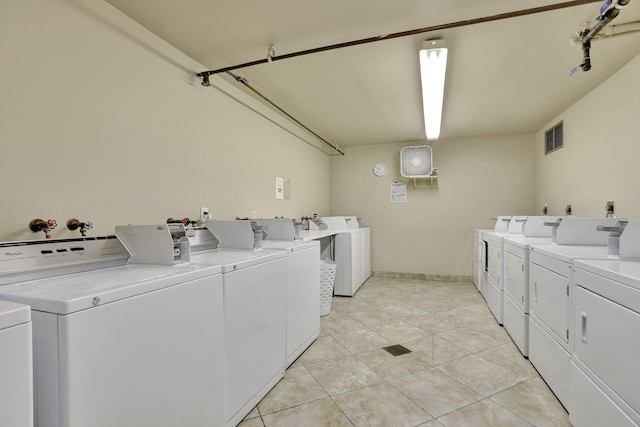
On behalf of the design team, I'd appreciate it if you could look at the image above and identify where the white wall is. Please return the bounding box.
[536,54,640,218]
[331,135,536,277]
[0,0,331,241]
[332,52,640,278]
[4,0,636,276]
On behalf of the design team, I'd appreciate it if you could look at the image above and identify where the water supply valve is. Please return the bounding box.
[29,218,57,239]
[166,217,192,226]
[67,218,93,236]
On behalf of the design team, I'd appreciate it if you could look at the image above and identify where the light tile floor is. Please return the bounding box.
[239,277,571,427]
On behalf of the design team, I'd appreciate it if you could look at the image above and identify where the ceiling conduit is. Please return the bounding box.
[197,0,605,155]
[197,0,602,78]
[227,71,346,156]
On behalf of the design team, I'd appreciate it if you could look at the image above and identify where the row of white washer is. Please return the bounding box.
[0,233,320,427]
[474,217,640,427]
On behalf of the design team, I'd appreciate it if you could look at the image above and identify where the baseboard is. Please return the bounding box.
[371,271,472,282]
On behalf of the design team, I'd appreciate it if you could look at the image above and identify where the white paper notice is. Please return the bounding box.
[391,182,407,203]
[275,176,284,199]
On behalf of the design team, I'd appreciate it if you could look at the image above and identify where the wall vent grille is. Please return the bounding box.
[545,121,563,155]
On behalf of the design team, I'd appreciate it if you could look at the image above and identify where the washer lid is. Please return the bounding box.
[190,248,286,273]
[0,263,221,315]
[0,300,31,330]
[261,240,319,252]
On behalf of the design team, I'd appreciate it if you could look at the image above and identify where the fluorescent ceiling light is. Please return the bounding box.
[419,39,448,140]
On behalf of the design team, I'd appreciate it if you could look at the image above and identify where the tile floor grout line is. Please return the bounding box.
[326,393,358,427]
[256,405,266,427]
[432,397,535,426]
[381,376,438,424]
[258,395,352,425]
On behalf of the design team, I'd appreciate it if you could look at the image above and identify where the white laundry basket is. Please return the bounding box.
[319,260,337,316]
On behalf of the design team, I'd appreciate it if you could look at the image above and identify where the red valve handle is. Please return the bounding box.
[44,219,57,239]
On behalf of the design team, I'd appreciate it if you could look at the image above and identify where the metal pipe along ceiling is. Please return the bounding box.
[197,0,604,154]
[600,19,640,36]
[226,71,346,156]
[196,0,602,78]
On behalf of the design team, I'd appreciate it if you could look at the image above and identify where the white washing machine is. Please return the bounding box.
[260,238,321,367]
[528,217,620,410]
[193,220,288,427]
[190,248,286,427]
[0,236,226,427]
[0,299,33,427]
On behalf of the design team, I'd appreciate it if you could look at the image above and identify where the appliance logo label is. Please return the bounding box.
[4,252,24,257]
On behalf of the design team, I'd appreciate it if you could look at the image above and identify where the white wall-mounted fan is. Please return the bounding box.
[400,145,434,178]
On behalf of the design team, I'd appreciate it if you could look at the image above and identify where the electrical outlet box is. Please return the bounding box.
[200,207,210,223]
[606,201,615,215]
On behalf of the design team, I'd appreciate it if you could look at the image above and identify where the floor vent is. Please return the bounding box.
[382,344,411,356]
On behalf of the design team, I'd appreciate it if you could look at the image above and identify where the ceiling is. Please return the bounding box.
[105,0,640,150]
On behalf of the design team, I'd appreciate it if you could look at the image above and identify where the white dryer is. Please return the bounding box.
[502,216,561,357]
[472,228,489,292]
[503,236,550,356]
[570,259,640,427]
[480,216,528,325]
[569,221,640,427]
[0,236,226,427]
[528,217,620,409]
[0,299,33,427]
